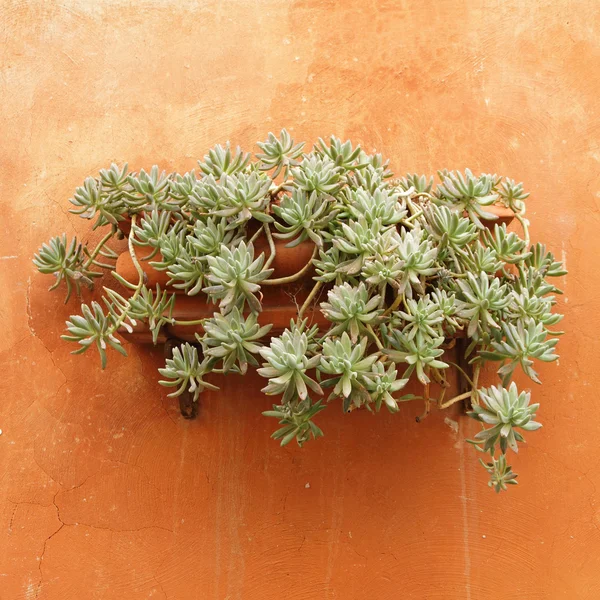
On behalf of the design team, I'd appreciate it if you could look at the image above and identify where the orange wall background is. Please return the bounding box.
[1,1,599,598]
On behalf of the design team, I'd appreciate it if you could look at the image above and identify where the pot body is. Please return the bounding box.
[482,204,515,227]
[116,238,315,290]
[114,206,515,342]
[115,238,325,342]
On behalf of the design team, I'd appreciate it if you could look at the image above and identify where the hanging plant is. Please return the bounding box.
[34,131,566,492]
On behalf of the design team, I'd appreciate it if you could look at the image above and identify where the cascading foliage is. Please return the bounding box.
[34,130,566,492]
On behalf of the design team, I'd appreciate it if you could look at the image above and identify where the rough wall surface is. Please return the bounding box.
[1,1,599,598]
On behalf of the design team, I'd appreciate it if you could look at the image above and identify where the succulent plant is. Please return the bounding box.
[291,155,343,197]
[465,242,502,274]
[158,342,218,401]
[479,454,518,493]
[508,287,562,328]
[436,169,498,228]
[430,289,461,333]
[393,227,438,298]
[262,398,325,447]
[346,164,387,193]
[526,243,568,279]
[273,189,336,247]
[258,326,322,403]
[313,246,347,285]
[70,177,126,228]
[33,234,100,302]
[132,210,173,259]
[188,217,239,257]
[361,250,405,295]
[315,136,365,170]
[126,285,176,345]
[426,204,479,256]
[203,241,273,313]
[256,129,305,178]
[483,224,529,264]
[167,240,206,295]
[497,178,529,213]
[201,308,272,374]
[394,296,444,343]
[456,271,511,338]
[126,166,172,212]
[319,333,378,410]
[321,282,381,341]
[35,131,566,492]
[169,170,199,204]
[333,217,387,275]
[479,319,559,384]
[198,143,251,177]
[150,227,186,271]
[361,152,392,178]
[342,187,408,226]
[384,329,448,385]
[398,173,433,195]
[98,163,130,203]
[362,361,409,413]
[214,172,272,226]
[188,174,228,215]
[469,382,541,454]
[287,318,321,355]
[62,301,127,369]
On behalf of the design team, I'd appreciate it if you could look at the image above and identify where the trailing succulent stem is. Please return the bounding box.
[35,131,566,492]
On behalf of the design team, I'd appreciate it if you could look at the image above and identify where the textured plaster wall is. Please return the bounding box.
[1,1,599,598]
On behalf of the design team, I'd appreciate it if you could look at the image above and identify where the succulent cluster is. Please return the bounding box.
[34,131,566,492]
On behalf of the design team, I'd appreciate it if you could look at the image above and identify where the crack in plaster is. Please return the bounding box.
[33,480,174,595]
[35,490,64,598]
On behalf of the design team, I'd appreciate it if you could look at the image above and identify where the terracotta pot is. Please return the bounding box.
[116,247,172,288]
[480,204,515,228]
[116,238,316,291]
[117,211,181,238]
[165,287,328,341]
[115,207,515,343]
[118,287,327,343]
[115,237,327,343]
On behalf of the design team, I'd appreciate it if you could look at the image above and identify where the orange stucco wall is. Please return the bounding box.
[1,1,599,598]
